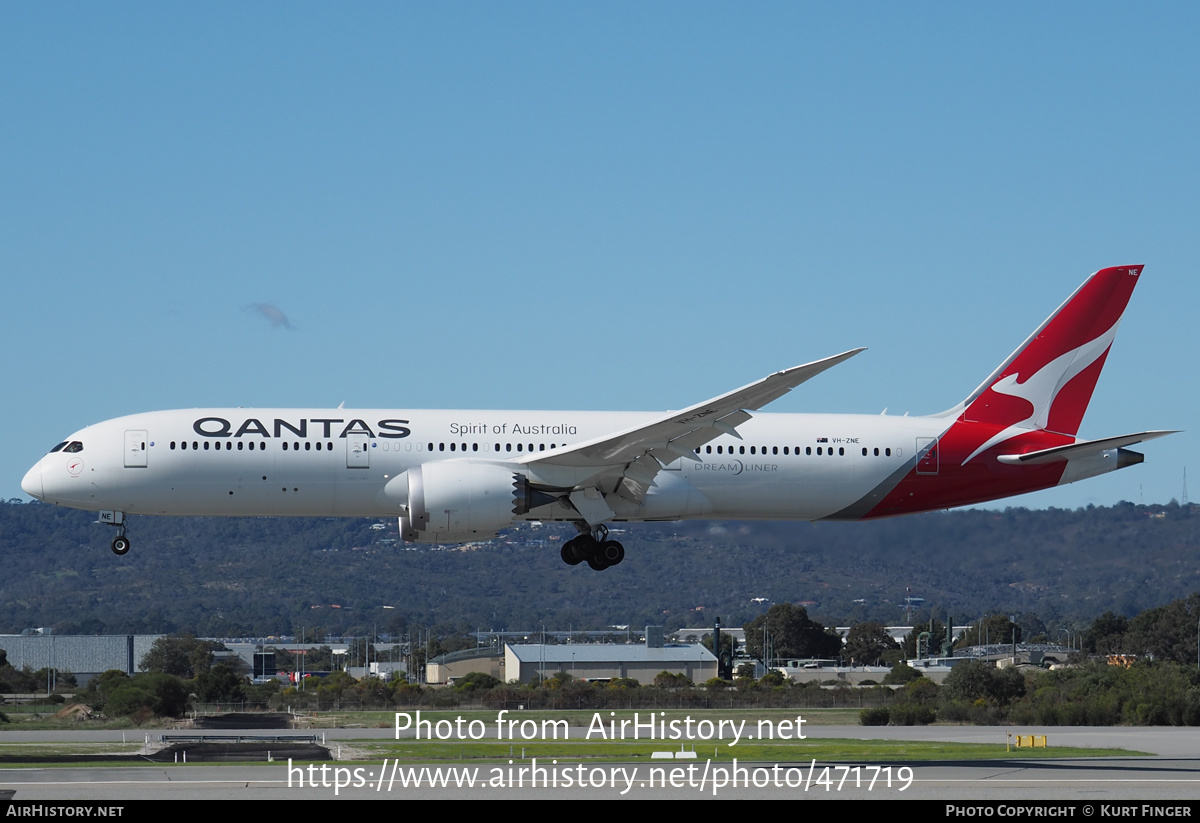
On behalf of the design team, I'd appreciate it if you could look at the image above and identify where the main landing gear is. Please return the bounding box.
[560,524,625,571]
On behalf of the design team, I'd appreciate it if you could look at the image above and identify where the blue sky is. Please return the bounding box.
[3,3,1195,509]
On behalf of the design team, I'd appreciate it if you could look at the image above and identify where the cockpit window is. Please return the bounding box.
[49,442,69,453]
[63,441,84,453]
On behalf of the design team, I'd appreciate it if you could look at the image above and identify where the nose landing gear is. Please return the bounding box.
[560,524,624,571]
[99,511,131,556]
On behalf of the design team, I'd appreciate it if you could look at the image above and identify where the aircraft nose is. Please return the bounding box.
[21,463,43,500]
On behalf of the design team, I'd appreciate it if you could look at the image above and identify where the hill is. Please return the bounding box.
[0,500,1195,638]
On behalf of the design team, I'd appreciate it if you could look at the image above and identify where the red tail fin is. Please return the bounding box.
[960,266,1141,459]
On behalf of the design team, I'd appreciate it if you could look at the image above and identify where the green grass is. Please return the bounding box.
[309,707,867,729]
[358,738,1140,763]
[0,708,1150,766]
[0,742,145,758]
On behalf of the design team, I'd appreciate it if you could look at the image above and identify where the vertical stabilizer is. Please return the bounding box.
[960,265,1142,462]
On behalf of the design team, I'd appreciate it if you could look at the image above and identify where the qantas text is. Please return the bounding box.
[192,417,411,439]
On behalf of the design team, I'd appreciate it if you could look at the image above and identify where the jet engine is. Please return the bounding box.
[384,460,550,544]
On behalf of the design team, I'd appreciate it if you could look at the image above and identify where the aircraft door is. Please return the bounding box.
[346,433,370,469]
[916,437,939,475]
[124,430,148,468]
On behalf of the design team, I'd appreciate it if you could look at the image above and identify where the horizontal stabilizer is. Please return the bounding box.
[996,430,1178,465]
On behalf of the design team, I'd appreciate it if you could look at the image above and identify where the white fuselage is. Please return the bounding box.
[23,407,949,524]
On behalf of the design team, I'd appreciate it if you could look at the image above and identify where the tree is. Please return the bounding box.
[701,629,737,678]
[1086,611,1130,654]
[843,622,899,665]
[102,672,190,719]
[888,677,940,725]
[743,604,842,662]
[1121,594,1200,664]
[758,670,787,687]
[901,619,948,659]
[140,634,219,679]
[653,671,693,688]
[883,661,924,685]
[455,672,502,692]
[196,663,247,703]
[941,661,1025,706]
[955,615,1020,649]
[700,632,735,656]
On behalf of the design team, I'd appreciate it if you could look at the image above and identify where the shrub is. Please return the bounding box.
[889,704,935,725]
[860,707,890,726]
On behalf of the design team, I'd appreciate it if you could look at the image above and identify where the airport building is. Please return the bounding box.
[427,627,717,685]
[0,634,162,684]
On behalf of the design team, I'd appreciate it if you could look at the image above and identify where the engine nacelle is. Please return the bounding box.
[385,460,530,544]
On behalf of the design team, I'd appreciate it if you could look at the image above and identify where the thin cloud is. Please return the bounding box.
[250,303,296,330]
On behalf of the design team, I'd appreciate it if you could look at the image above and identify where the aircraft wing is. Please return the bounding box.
[518,348,864,507]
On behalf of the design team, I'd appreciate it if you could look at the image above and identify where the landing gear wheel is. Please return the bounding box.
[562,523,623,570]
[599,540,625,566]
[111,535,130,556]
[561,537,588,566]
[584,538,624,571]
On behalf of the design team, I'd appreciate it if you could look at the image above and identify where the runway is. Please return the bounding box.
[3,726,1199,800]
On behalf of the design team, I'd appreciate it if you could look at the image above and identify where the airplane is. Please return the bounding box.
[22,265,1175,571]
